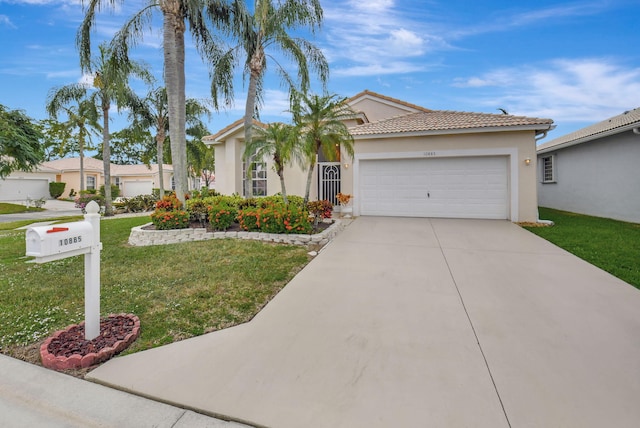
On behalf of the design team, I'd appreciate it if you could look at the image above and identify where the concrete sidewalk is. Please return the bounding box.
[0,354,250,428]
[87,217,640,427]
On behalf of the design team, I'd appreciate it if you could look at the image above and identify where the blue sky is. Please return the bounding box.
[1,0,639,144]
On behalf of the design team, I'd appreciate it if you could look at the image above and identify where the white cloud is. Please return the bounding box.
[0,14,16,28]
[454,58,640,122]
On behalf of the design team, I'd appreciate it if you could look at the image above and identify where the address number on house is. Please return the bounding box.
[423,151,437,157]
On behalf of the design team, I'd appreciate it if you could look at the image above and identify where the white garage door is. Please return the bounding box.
[122,181,153,197]
[359,156,508,219]
[0,178,50,201]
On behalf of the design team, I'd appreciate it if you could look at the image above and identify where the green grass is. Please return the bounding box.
[0,202,45,215]
[0,216,311,359]
[524,207,640,288]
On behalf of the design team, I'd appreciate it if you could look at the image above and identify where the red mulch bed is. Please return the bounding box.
[40,314,140,371]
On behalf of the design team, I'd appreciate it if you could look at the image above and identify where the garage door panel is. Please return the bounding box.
[359,156,508,219]
[0,178,50,201]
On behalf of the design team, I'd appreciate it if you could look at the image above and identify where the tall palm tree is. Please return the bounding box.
[78,0,233,206]
[128,85,211,197]
[44,98,101,192]
[291,92,356,204]
[244,122,302,205]
[211,0,328,198]
[48,43,150,215]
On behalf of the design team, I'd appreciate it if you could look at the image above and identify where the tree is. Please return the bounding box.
[0,104,44,179]
[127,85,211,197]
[43,99,101,191]
[211,0,328,198]
[244,122,302,205]
[49,43,150,215]
[79,0,233,206]
[291,92,355,204]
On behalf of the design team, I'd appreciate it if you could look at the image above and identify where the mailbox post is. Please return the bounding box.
[25,201,102,340]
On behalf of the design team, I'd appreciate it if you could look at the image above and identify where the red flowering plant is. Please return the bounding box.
[307,199,333,228]
[208,205,238,231]
[150,210,190,230]
[150,193,190,230]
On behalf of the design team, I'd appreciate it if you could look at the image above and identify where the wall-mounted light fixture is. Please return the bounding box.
[343,163,350,169]
[524,158,531,166]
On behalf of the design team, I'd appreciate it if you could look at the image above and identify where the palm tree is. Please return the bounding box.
[211,0,328,198]
[44,98,101,192]
[128,85,211,197]
[291,92,356,204]
[48,43,150,215]
[244,122,302,205]
[78,0,233,206]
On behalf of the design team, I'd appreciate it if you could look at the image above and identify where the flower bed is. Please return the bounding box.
[129,219,346,248]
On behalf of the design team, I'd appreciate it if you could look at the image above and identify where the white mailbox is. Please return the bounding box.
[26,221,93,262]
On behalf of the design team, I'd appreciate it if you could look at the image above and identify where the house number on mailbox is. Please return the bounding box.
[60,236,82,246]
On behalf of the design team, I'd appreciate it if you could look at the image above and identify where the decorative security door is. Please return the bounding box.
[318,162,341,205]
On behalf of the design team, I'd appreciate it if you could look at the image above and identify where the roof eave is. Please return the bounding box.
[537,122,640,154]
[352,123,554,140]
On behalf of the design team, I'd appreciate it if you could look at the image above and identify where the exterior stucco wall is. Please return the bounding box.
[57,171,104,198]
[348,97,418,123]
[350,131,539,222]
[537,131,640,223]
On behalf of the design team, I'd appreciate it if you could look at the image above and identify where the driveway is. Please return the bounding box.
[0,199,81,223]
[87,217,640,427]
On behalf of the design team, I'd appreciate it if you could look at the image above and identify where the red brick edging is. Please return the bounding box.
[40,314,141,371]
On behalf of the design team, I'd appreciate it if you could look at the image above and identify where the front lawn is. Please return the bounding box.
[0,202,45,214]
[524,207,640,288]
[0,216,311,367]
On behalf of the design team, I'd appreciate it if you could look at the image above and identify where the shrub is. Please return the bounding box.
[150,210,190,230]
[238,207,261,232]
[307,200,333,226]
[99,184,120,198]
[155,193,183,211]
[75,193,105,213]
[49,182,65,198]
[114,195,158,213]
[186,198,210,224]
[208,205,238,231]
[68,189,76,198]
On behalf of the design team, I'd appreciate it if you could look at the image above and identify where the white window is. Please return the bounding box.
[86,176,96,190]
[171,176,175,191]
[114,177,121,187]
[243,159,267,197]
[541,155,555,183]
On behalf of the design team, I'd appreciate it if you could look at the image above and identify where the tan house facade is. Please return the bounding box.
[205,90,555,222]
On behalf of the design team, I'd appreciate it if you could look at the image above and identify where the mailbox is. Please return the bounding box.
[26,221,93,261]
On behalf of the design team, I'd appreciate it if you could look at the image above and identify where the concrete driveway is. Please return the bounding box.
[87,217,640,427]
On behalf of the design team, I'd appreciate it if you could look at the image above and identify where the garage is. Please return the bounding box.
[0,178,50,201]
[122,180,153,197]
[358,156,508,219]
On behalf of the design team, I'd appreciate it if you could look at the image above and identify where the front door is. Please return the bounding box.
[317,162,341,205]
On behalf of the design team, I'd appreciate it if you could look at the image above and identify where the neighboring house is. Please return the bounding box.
[537,108,640,223]
[205,90,554,222]
[0,164,59,201]
[0,157,175,201]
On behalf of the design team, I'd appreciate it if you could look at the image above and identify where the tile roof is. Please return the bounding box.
[40,157,172,175]
[537,107,640,152]
[349,110,554,136]
[203,118,266,143]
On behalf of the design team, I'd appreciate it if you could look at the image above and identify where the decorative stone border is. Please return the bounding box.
[128,219,348,247]
[40,314,141,371]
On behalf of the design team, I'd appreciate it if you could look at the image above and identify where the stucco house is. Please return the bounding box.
[537,108,640,223]
[0,157,175,201]
[205,90,554,222]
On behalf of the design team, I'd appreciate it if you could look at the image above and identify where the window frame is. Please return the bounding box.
[242,157,267,197]
[541,155,556,183]
[86,175,96,190]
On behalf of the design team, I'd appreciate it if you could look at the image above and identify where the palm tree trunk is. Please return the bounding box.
[278,172,288,205]
[163,4,187,205]
[79,137,85,193]
[304,157,316,204]
[102,102,113,216]
[244,49,263,198]
[156,132,165,198]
